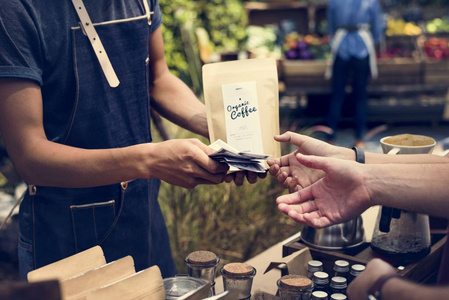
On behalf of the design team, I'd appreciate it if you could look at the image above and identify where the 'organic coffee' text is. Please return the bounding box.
[227,101,257,120]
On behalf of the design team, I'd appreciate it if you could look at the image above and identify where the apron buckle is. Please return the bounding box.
[29,184,37,196]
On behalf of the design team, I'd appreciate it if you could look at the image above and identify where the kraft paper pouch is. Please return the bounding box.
[203,58,281,161]
[85,265,164,300]
[28,246,106,282]
[61,256,135,300]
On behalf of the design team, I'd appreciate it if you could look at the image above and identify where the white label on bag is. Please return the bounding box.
[221,81,264,154]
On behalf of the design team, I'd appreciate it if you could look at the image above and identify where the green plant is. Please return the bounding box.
[198,0,248,53]
[159,0,249,84]
[159,0,197,84]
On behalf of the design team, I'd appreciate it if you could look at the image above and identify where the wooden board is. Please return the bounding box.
[244,2,309,35]
[0,280,61,300]
[424,59,449,85]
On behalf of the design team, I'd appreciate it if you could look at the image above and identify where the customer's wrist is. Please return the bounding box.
[368,273,400,300]
[352,146,365,164]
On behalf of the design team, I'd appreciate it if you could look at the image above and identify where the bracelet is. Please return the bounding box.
[352,146,365,164]
[367,273,400,300]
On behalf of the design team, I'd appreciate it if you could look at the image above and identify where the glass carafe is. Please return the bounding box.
[371,209,431,262]
[370,135,435,262]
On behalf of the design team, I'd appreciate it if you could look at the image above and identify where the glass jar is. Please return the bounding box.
[163,276,208,300]
[312,271,329,293]
[311,290,328,300]
[348,264,365,285]
[221,263,256,300]
[330,276,347,295]
[277,274,314,300]
[333,260,349,279]
[307,260,323,279]
[330,293,347,300]
[185,250,219,295]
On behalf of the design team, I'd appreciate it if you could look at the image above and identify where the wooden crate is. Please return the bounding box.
[282,233,447,284]
[424,59,449,85]
[244,2,309,35]
[371,58,423,86]
[281,58,424,87]
[281,59,330,87]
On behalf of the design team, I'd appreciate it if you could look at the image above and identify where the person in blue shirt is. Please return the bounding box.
[325,0,384,148]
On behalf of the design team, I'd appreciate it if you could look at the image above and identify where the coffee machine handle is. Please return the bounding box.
[391,208,402,219]
[379,206,393,233]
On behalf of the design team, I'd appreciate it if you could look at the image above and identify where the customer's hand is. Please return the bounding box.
[276,154,372,228]
[267,132,354,193]
[145,139,229,189]
[347,259,397,300]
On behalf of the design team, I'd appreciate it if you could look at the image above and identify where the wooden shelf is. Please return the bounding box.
[244,2,309,10]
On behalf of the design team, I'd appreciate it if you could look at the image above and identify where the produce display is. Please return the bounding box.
[422,37,449,60]
[283,32,330,60]
[246,25,281,59]
[377,46,415,59]
[386,18,422,36]
[425,17,449,34]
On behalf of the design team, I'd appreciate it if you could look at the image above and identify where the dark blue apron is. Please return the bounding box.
[18,2,176,279]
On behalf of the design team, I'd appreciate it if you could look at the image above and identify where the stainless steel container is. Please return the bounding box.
[300,216,365,250]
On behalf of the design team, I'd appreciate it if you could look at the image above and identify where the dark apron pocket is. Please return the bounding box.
[18,235,34,280]
[70,200,116,252]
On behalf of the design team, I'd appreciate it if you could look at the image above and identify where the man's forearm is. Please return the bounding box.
[365,152,449,164]
[150,71,209,138]
[382,277,449,300]
[17,139,150,188]
[366,163,449,218]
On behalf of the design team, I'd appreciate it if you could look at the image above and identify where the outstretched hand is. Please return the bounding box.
[276,154,372,228]
[267,131,354,193]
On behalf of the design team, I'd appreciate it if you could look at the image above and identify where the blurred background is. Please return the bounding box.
[1,0,448,279]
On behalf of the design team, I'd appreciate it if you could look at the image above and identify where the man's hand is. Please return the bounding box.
[224,171,267,186]
[144,139,229,189]
[276,154,372,228]
[267,132,354,193]
[347,259,397,300]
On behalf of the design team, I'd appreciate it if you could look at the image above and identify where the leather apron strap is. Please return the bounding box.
[142,0,154,25]
[357,26,378,79]
[70,0,120,88]
[325,28,347,80]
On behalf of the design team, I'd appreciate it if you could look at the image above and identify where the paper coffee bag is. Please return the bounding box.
[203,58,280,158]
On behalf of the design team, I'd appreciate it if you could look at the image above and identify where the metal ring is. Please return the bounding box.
[121,181,128,190]
[29,185,37,196]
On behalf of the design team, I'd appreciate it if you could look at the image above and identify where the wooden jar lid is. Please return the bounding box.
[222,263,254,276]
[279,275,312,288]
[186,251,218,266]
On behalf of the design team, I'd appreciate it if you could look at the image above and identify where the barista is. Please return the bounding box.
[267,131,449,299]
[325,0,383,147]
[0,0,260,280]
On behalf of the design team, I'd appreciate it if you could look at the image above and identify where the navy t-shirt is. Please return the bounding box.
[0,0,162,142]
